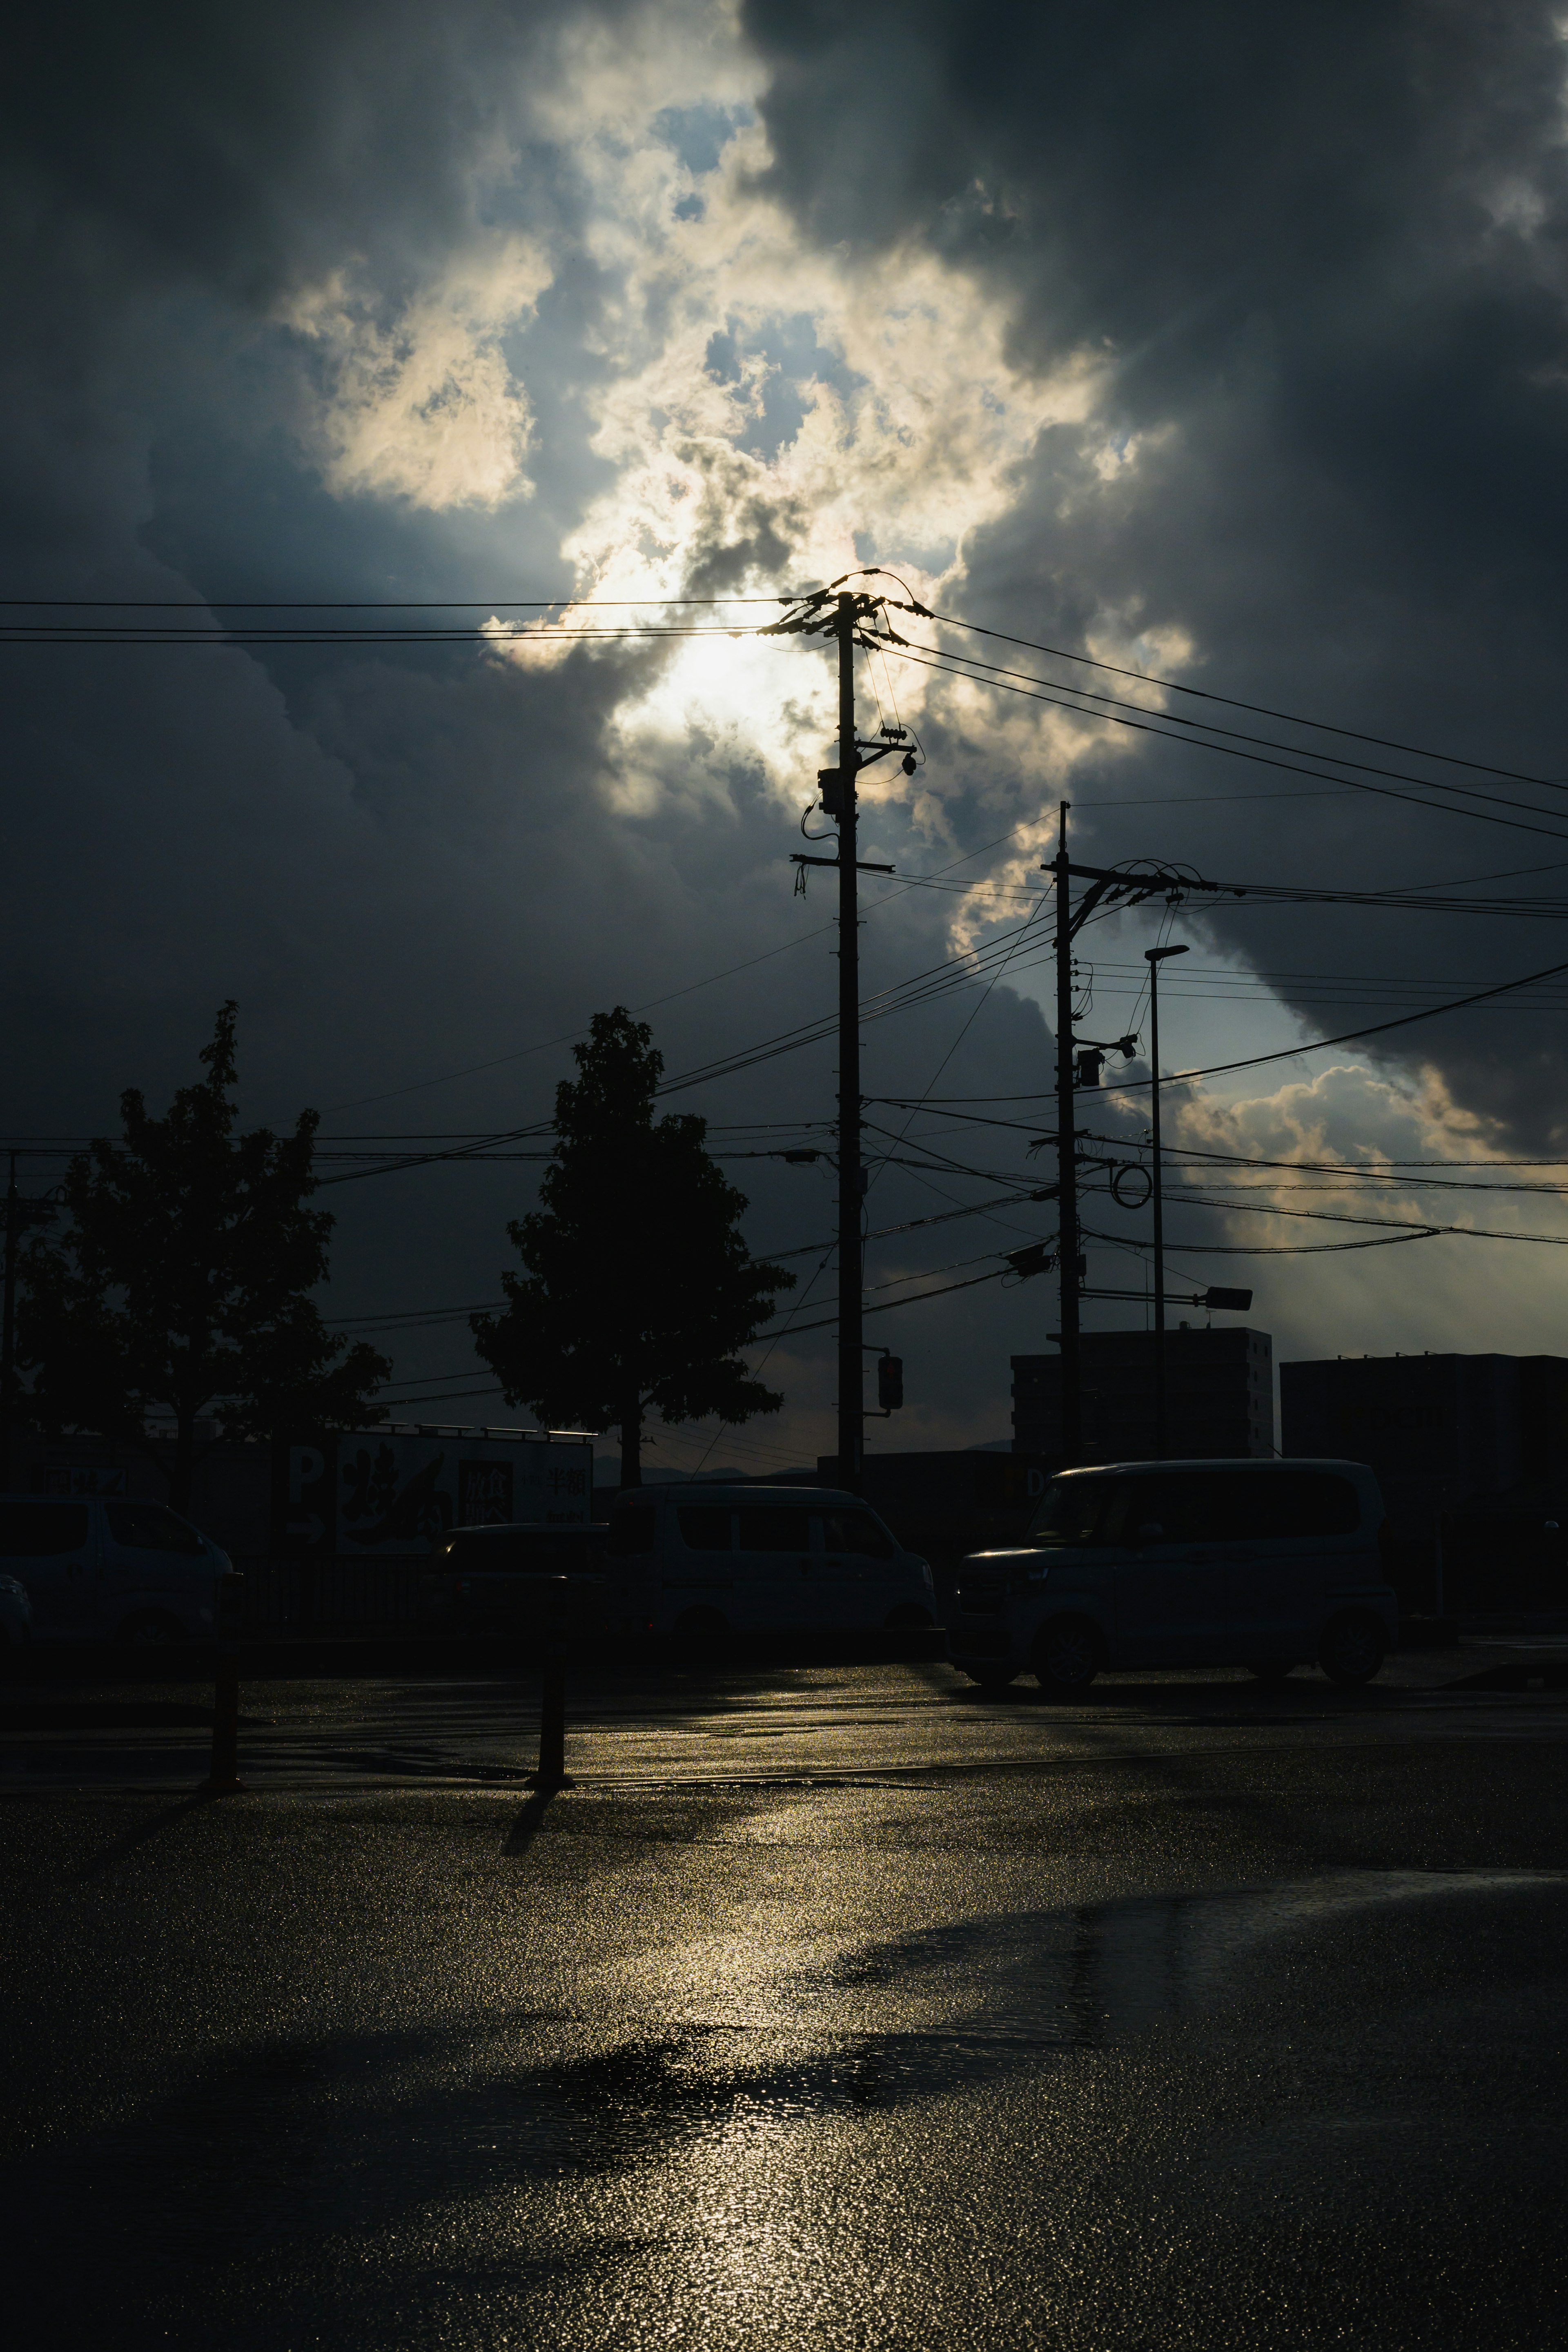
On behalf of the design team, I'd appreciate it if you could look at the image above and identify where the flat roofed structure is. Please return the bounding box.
[1012,1327,1274,1469]
[1279,1352,1568,1539]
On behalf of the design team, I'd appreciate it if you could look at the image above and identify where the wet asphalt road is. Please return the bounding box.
[4,1653,1568,2348]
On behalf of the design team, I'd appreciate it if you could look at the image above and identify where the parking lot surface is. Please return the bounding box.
[4,1650,1566,2348]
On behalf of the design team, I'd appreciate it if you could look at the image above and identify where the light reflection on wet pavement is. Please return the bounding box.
[4,1667,1568,2345]
[0,1651,1562,1790]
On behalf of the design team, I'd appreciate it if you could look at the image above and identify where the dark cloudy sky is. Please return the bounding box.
[6,1,1568,1473]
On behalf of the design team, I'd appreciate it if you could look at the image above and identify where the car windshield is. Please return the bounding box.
[104,1501,206,1555]
[1026,1476,1118,1547]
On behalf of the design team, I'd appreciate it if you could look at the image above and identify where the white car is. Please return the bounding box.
[0,1572,31,1646]
[604,1483,936,1641]
[0,1493,229,1642]
[949,1457,1399,1695]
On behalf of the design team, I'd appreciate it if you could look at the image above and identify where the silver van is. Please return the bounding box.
[605,1483,936,1640]
[0,1493,229,1642]
[949,1458,1397,1694]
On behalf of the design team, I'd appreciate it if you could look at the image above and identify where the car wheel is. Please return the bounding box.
[1319,1612,1387,1687]
[960,1661,1018,1690]
[1031,1617,1105,1696]
[884,1604,933,1630]
[116,1610,184,1646]
[672,1605,728,1657]
[1247,1661,1295,1683]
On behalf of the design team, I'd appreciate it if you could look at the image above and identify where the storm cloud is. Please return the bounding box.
[5,1,1568,1462]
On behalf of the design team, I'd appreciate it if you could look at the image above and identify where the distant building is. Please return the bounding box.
[1011,1328,1274,1466]
[814,1449,1051,1569]
[1280,1353,1568,1539]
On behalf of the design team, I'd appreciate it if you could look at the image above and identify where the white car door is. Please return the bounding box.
[1222,1468,1349,1657]
[1112,1472,1234,1666]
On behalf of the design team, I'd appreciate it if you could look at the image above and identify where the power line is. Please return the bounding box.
[2,624,772,646]
[1096,949,1568,1096]
[320,923,847,1112]
[1137,1185,1568,1245]
[871,942,1568,1107]
[920,602,1559,788]
[1083,1223,1439,1259]
[886,641,1568,845]
[0,596,800,609]
[757,1261,1030,1341]
[12,575,1548,789]
[902,635,1568,812]
[321,815,1063,1118]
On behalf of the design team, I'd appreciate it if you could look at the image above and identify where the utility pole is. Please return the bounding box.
[1042,847,1182,1469]
[835,592,865,1494]
[1145,943,1189,1457]
[770,571,920,1498]
[1052,807,1082,1467]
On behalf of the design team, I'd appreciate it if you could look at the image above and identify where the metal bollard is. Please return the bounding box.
[204,1569,246,1794]
[532,1574,572,1790]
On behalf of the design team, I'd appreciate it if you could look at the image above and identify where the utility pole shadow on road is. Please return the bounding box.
[74,1790,218,1884]
[502,1786,559,1858]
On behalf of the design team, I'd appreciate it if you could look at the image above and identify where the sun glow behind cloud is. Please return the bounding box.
[267,2,1137,840]
[281,236,553,510]
[254,0,1568,1386]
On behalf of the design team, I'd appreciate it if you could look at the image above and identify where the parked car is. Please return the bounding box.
[604,1483,937,1641]
[0,1572,32,1646]
[433,1521,612,1634]
[949,1458,1397,1694]
[0,1494,229,1642]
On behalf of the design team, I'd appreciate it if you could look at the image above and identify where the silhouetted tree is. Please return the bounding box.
[472,1008,795,1485]
[20,1003,388,1510]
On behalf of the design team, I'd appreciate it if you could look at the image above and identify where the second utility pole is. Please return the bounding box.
[835,591,864,1495]
[1052,804,1082,1467]
[1145,940,1189,1457]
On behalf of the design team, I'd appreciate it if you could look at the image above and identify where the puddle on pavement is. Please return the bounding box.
[783,1865,1568,2047]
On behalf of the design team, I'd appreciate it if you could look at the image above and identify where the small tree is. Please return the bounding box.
[473,1007,795,1485]
[20,1003,389,1510]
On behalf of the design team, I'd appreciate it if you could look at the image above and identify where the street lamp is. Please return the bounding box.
[1144,944,1189,1458]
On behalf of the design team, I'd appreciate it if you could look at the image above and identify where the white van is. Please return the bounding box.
[605,1483,936,1640]
[0,1493,229,1642]
[949,1458,1398,1694]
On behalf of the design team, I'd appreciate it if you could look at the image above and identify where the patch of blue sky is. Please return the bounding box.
[651,102,754,178]
[702,310,867,463]
[853,527,958,578]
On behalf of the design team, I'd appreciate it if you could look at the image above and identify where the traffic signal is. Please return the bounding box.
[878,1354,904,1411]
